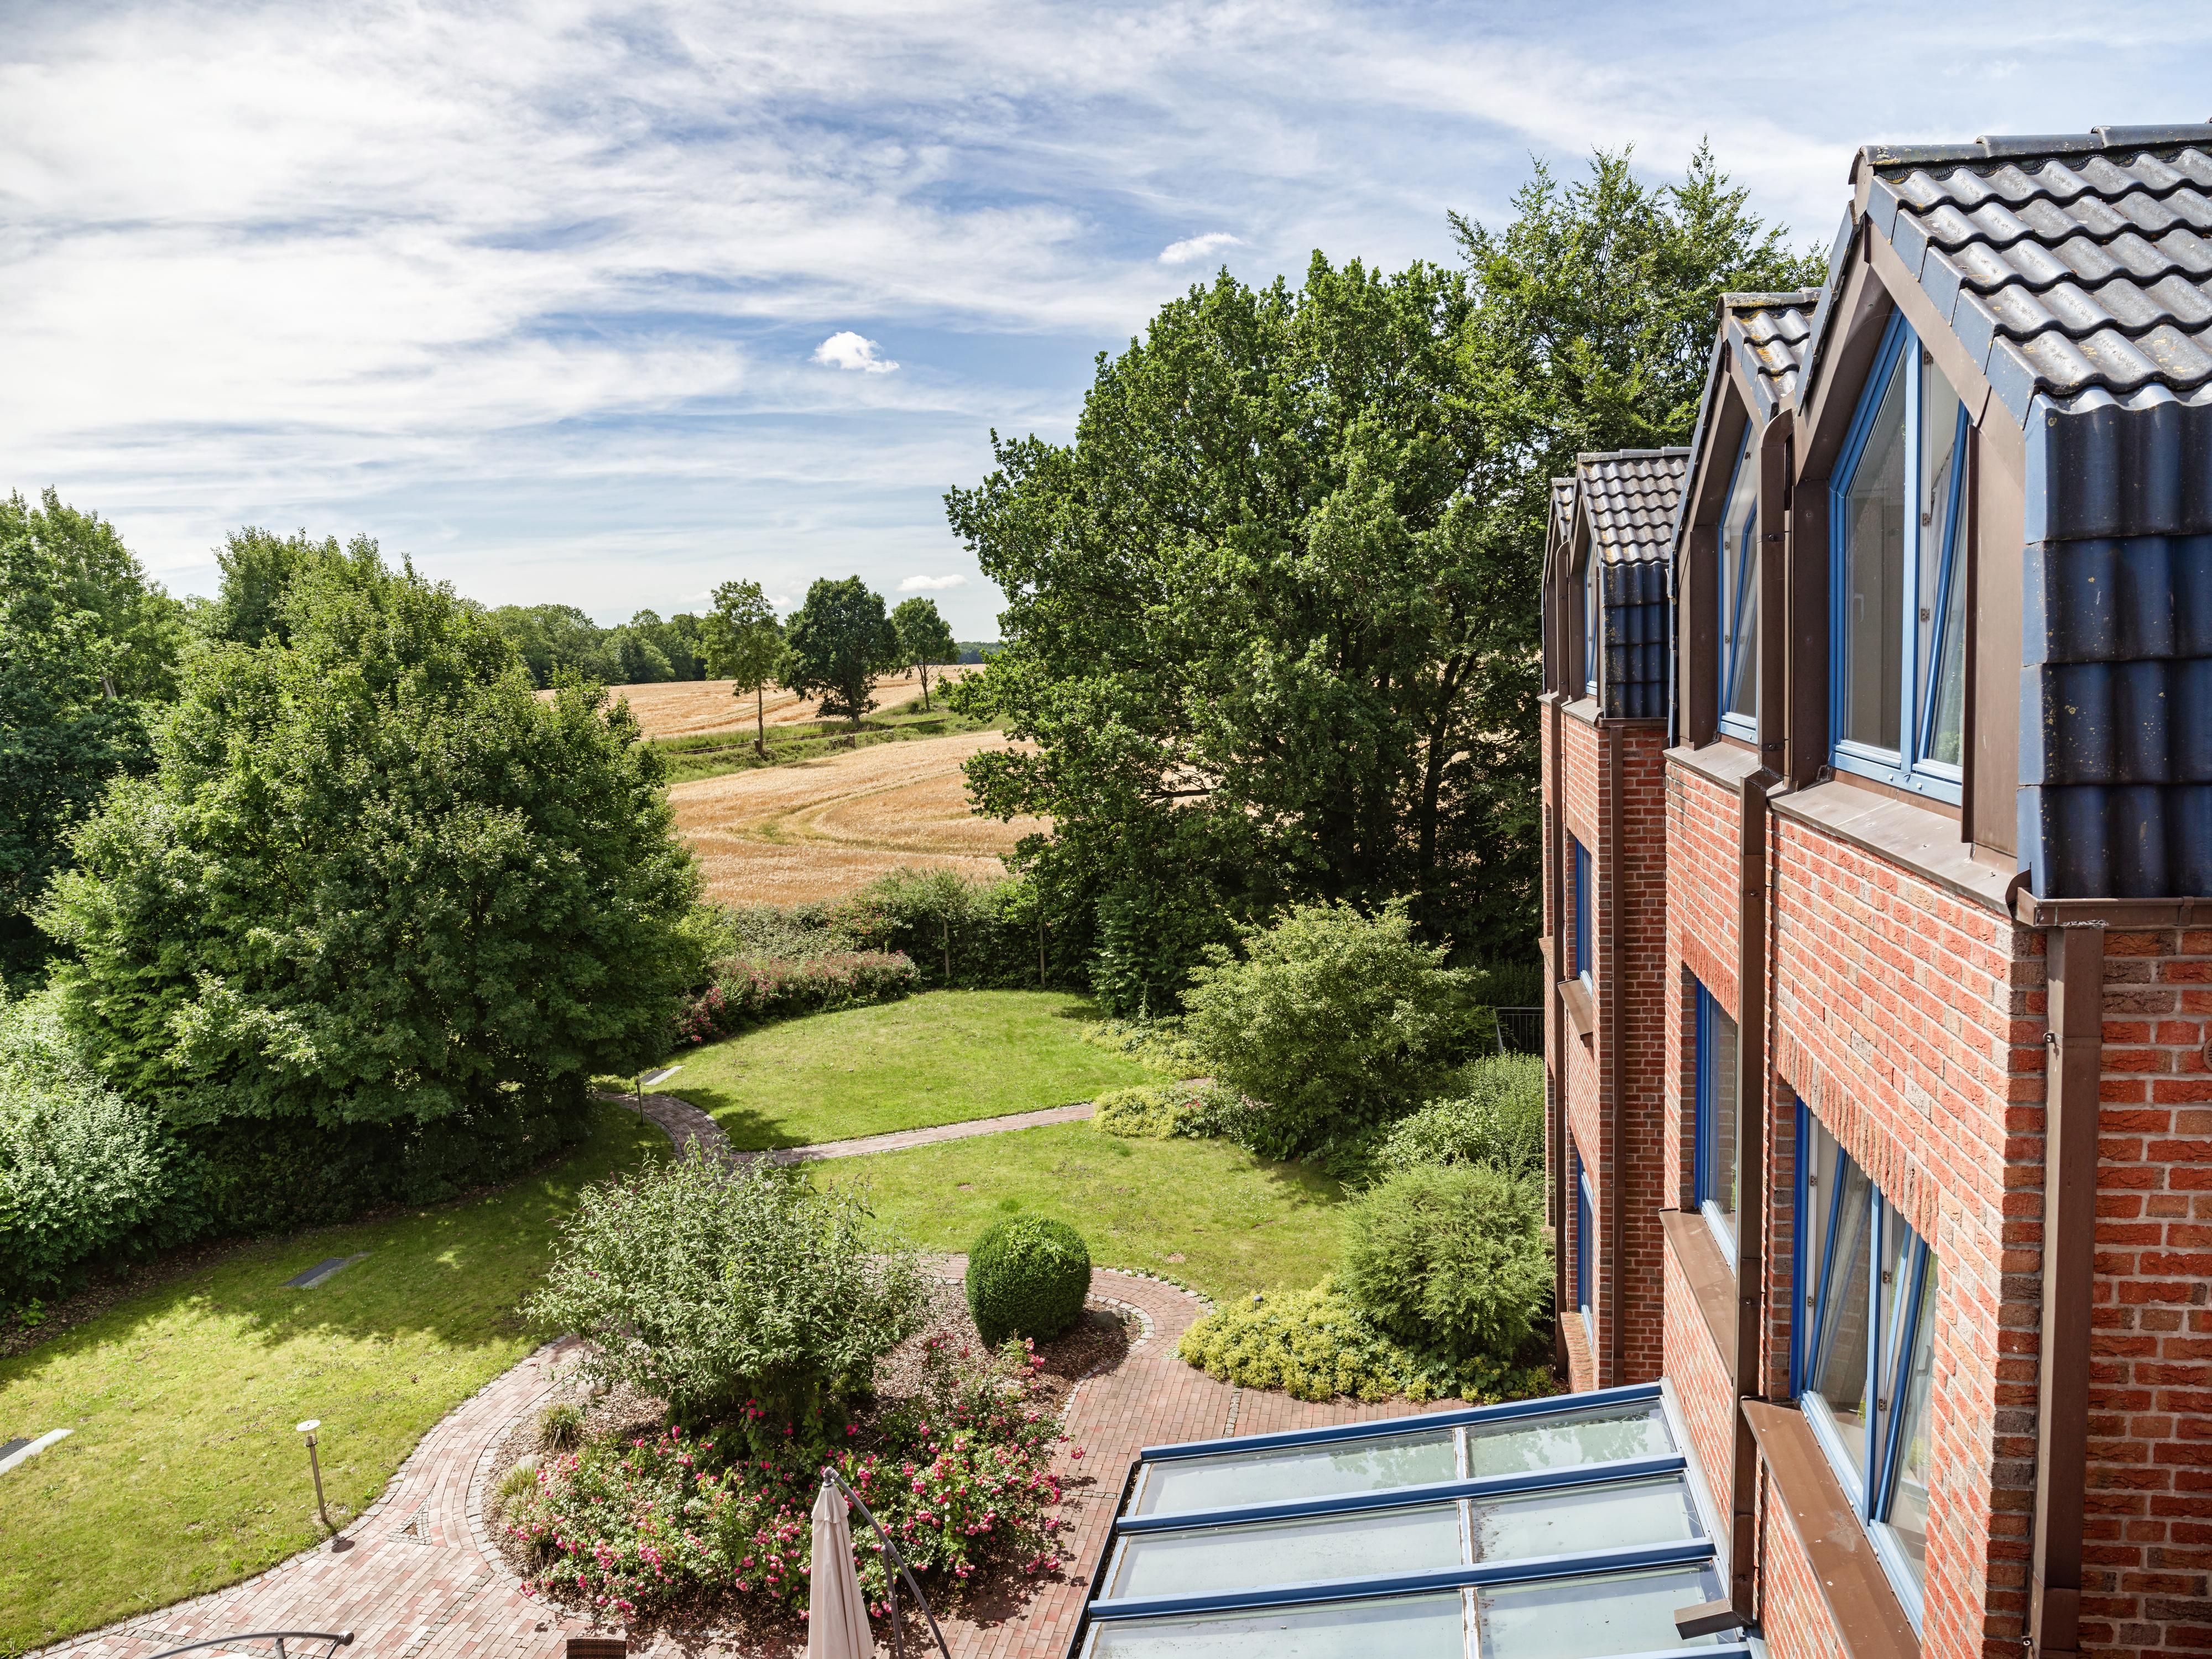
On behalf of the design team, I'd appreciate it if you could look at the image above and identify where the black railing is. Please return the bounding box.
[145,1634,351,1659]
[1493,1006,1543,1055]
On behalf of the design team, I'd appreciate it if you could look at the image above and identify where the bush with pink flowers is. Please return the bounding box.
[502,1334,1073,1624]
[671,952,918,1045]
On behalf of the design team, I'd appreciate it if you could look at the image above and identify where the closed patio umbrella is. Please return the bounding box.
[808,1475,874,1659]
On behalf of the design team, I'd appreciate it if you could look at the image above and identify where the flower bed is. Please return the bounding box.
[499,1319,1086,1627]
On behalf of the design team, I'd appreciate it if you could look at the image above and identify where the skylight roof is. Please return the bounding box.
[1072,1383,1743,1659]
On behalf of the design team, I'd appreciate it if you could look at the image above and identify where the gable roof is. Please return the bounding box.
[1578,448,1691,566]
[1723,291,1820,420]
[1850,122,2212,419]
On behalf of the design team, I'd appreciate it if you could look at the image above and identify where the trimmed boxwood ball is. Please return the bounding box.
[966,1215,1092,1347]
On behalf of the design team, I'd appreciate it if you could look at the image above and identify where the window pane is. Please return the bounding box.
[1583,557,1597,695]
[1872,1204,1922,1460]
[1472,1477,1702,1563]
[1720,433,1759,721]
[1106,1503,1463,1601]
[1812,1159,1876,1487]
[1884,1250,1940,1585]
[1133,1430,1458,1517]
[1702,996,1740,1235]
[1464,1401,1673,1478]
[1926,509,1968,768]
[1088,1592,1467,1658]
[1840,358,1906,754]
[1477,1564,1726,1659]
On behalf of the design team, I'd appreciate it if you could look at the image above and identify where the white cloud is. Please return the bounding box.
[1159,231,1244,266]
[812,331,900,373]
[900,572,969,591]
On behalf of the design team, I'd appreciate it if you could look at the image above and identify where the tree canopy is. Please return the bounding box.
[0,492,183,982]
[780,576,901,727]
[40,539,698,1128]
[946,148,1819,1008]
[891,596,957,709]
[699,578,785,750]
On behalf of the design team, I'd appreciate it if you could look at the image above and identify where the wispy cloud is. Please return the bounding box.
[1159,232,1243,266]
[5,0,2208,635]
[813,331,901,373]
[900,572,969,591]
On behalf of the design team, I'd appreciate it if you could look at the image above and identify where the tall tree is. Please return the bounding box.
[194,527,343,649]
[40,539,698,1128]
[698,579,785,753]
[779,576,900,729]
[0,492,182,982]
[891,596,958,711]
[946,149,1817,1008]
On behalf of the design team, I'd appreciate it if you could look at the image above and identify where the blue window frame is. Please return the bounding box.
[1829,314,1970,802]
[1574,1144,1594,1328]
[1580,551,1597,699]
[1571,838,1593,984]
[1077,1384,1746,1659]
[1791,1102,1939,1627]
[1691,982,1740,1251]
[1717,427,1759,740]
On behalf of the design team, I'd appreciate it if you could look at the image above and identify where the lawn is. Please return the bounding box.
[831,1122,1348,1302]
[0,1104,665,1656]
[664,989,1156,1150]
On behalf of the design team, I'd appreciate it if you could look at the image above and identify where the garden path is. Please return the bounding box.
[609,1089,1097,1165]
[34,1103,1445,1659]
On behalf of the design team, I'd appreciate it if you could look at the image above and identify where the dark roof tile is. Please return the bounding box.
[1720,290,1819,418]
[1861,128,2212,415]
[1575,450,1691,567]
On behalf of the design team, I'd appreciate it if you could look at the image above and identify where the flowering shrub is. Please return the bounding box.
[506,1337,1073,1622]
[672,952,918,1044]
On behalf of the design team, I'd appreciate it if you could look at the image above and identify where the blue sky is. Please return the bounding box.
[5,2,2208,638]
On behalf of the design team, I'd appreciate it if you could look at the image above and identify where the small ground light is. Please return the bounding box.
[296,1420,333,1532]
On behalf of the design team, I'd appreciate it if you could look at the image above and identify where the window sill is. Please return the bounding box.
[1741,1401,1919,1659]
[1660,1210,1735,1371]
[1559,977,1594,1045]
[1666,742,1766,793]
[1769,780,2010,916]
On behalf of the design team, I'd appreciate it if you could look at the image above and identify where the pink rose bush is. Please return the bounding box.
[502,1336,1074,1621]
[672,952,918,1045]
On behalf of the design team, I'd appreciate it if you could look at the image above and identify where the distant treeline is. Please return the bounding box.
[481,603,998,690]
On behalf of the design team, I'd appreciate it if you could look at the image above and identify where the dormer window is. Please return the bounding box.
[1832,316,1969,801]
[1718,429,1759,737]
[1580,549,1597,701]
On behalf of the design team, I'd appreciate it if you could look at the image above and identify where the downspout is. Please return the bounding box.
[1606,717,1626,1387]
[1725,770,1772,1618]
[2028,920,2104,1659]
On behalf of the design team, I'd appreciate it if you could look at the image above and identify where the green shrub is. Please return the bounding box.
[537,1402,583,1451]
[827,868,1047,990]
[525,1150,927,1451]
[1182,899,1477,1159]
[493,1456,541,1519]
[672,951,919,1044]
[965,1215,1091,1346]
[1368,1054,1545,1179]
[1177,1279,1550,1405]
[0,988,195,1301]
[1339,1163,1551,1361]
[1092,1084,1207,1139]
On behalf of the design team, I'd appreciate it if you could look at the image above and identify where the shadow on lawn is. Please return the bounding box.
[0,1105,667,1378]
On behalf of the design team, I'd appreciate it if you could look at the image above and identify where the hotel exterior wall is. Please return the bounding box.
[2084,924,2212,1658]
[1665,757,1747,1211]
[1767,810,2043,1659]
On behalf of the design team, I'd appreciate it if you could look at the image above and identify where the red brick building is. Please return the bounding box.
[1541,124,2212,1659]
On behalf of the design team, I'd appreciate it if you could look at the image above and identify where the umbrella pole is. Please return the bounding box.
[822,1467,951,1659]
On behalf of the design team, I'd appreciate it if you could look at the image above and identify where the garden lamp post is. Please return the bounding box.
[296,1420,333,1532]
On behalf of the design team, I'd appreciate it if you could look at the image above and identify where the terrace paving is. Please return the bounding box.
[35,1099,1449,1659]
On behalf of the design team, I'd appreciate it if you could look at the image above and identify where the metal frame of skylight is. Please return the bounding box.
[1069,1381,1746,1658]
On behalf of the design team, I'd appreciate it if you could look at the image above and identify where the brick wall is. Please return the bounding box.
[1757,1464,1853,1659]
[1767,812,2042,1659]
[2083,924,2212,1658]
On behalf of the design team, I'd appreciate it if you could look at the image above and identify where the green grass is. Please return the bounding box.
[653,695,987,784]
[0,1105,665,1655]
[829,1123,1347,1303]
[665,989,1157,1151]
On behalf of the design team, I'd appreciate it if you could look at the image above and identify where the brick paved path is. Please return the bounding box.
[39,1100,1449,1659]
[607,1090,1097,1166]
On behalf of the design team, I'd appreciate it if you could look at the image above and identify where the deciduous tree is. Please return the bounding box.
[779,576,900,729]
[698,578,785,753]
[891,596,957,710]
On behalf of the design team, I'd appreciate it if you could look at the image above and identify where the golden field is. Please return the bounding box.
[589,667,972,740]
[668,728,1047,906]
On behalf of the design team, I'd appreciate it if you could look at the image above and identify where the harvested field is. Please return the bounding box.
[669,727,1047,906]
[587,667,972,740]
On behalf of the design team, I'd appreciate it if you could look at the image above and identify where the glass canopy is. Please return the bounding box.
[1077,1384,1744,1659]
